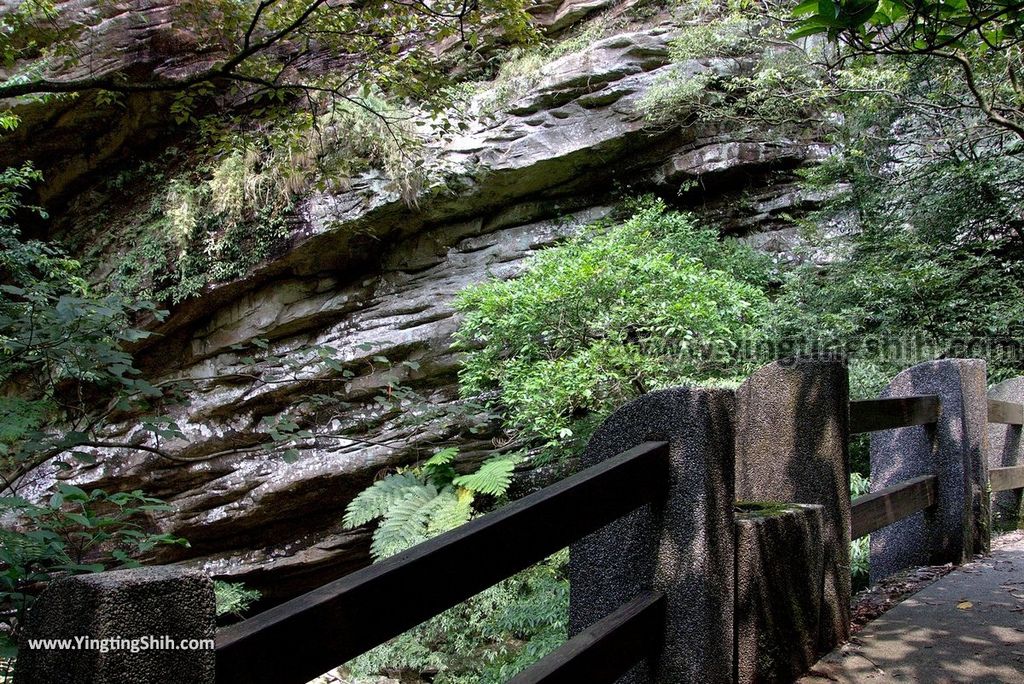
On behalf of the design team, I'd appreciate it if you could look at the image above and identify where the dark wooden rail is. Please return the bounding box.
[849,395,941,434]
[216,441,670,684]
[850,474,938,540]
[990,465,1024,492]
[507,591,665,684]
[989,398,1024,425]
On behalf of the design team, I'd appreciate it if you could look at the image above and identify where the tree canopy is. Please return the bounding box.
[0,0,535,118]
[793,0,1024,138]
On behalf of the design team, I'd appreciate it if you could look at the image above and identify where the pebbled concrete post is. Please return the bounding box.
[569,387,736,684]
[15,566,216,684]
[988,377,1024,528]
[869,359,988,583]
[734,357,851,653]
[735,503,825,684]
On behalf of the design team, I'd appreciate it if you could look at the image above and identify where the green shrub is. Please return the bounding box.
[454,198,773,460]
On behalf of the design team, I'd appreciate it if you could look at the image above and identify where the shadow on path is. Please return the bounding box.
[800,531,1024,683]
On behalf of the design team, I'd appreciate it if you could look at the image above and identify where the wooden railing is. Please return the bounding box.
[216,441,669,684]
[990,466,1024,492]
[849,395,941,434]
[989,398,1024,425]
[508,591,665,684]
[989,398,1024,493]
[848,396,942,539]
[850,475,937,540]
[215,390,1024,683]
[847,395,1024,539]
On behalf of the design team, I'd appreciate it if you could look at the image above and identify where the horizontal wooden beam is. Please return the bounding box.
[215,441,670,684]
[988,399,1024,425]
[507,591,665,684]
[990,465,1024,492]
[850,474,938,540]
[849,396,941,434]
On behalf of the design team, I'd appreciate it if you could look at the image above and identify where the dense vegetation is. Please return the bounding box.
[2,0,1024,681]
[454,200,774,462]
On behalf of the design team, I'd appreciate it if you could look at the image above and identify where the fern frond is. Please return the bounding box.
[452,456,517,497]
[371,484,440,559]
[426,489,473,535]
[424,447,458,468]
[213,581,261,618]
[343,472,423,529]
[423,446,459,486]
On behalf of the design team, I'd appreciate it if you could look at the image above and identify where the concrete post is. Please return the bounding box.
[569,387,736,683]
[15,566,216,684]
[869,359,988,583]
[735,503,825,684]
[988,377,1024,528]
[734,357,851,653]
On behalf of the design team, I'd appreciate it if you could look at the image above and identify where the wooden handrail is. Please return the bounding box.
[216,441,670,684]
[850,474,938,540]
[849,396,941,434]
[988,398,1024,425]
[507,591,665,684]
[990,465,1024,492]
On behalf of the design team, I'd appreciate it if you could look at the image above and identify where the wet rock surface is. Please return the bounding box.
[14,9,842,601]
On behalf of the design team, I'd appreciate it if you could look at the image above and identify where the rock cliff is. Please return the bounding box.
[11,2,836,603]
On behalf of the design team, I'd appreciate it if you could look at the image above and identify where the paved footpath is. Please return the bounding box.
[801,531,1024,683]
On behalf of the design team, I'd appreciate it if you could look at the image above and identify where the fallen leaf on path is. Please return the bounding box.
[957,601,973,610]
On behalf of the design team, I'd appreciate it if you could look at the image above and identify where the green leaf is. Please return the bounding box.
[370,485,442,559]
[56,484,89,501]
[63,513,93,528]
[424,447,458,468]
[453,457,517,497]
[342,473,424,528]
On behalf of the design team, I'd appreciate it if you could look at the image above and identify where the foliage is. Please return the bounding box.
[771,142,1024,472]
[0,0,538,113]
[454,198,774,461]
[474,15,619,113]
[641,2,831,137]
[0,160,186,489]
[341,448,566,683]
[0,485,187,664]
[773,156,1024,387]
[343,549,567,684]
[850,473,871,587]
[213,581,262,619]
[343,447,516,561]
[640,2,1024,463]
[101,94,434,305]
[791,0,1024,139]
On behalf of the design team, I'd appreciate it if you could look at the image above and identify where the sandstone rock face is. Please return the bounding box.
[16,12,837,602]
[0,0,227,207]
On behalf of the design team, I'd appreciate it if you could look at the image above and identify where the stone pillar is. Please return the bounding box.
[734,357,851,652]
[988,377,1024,528]
[15,566,216,684]
[735,503,825,684]
[569,387,736,683]
[869,359,988,583]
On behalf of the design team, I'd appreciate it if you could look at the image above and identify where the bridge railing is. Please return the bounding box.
[215,442,670,684]
[989,398,1024,493]
[849,395,942,540]
[16,358,1024,684]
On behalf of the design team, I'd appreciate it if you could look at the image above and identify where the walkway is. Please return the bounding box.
[801,531,1024,683]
